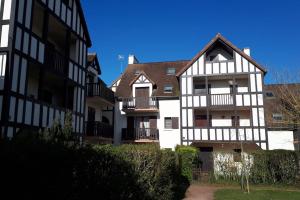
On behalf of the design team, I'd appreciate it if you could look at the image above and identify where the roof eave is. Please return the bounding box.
[176,33,267,77]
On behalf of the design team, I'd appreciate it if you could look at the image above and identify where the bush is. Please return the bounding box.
[0,137,189,200]
[175,145,199,182]
[250,150,299,185]
[111,144,188,200]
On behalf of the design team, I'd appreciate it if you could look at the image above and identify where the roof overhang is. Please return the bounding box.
[176,33,267,77]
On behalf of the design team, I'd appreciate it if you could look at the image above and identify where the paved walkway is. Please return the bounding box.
[183,185,219,200]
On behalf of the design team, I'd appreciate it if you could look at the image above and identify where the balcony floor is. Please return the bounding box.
[122,139,159,144]
[122,108,159,113]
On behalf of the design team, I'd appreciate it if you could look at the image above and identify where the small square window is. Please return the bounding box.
[134,70,141,75]
[266,91,274,98]
[272,113,283,121]
[166,68,176,75]
[164,84,173,93]
[164,117,172,129]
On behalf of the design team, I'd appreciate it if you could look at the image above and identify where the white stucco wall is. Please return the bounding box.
[268,130,295,150]
[158,99,181,150]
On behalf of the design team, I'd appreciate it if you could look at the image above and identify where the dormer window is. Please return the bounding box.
[272,113,283,121]
[166,68,176,75]
[164,84,173,93]
[266,91,274,98]
[134,69,141,75]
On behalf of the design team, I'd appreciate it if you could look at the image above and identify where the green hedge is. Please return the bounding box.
[0,138,189,200]
[175,145,199,182]
[250,150,299,185]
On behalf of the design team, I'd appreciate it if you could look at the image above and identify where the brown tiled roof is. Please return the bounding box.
[176,33,267,76]
[115,60,189,98]
[264,83,300,129]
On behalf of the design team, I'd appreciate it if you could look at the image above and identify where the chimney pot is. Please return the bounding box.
[243,48,251,56]
[128,55,139,64]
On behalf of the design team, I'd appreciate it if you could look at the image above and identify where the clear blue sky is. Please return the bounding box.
[81,0,300,85]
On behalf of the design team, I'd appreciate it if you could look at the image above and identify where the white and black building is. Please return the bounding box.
[0,0,91,138]
[113,34,297,151]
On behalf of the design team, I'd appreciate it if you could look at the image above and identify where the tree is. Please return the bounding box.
[268,71,300,150]
[40,111,76,145]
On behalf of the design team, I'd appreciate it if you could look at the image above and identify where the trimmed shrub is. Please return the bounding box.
[0,138,189,200]
[175,145,199,182]
[250,150,299,185]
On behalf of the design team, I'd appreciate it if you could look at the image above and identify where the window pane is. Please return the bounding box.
[167,68,176,75]
[164,117,172,129]
[164,84,173,93]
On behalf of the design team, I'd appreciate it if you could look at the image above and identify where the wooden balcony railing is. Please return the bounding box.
[85,121,114,138]
[122,97,158,110]
[122,128,159,141]
[209,94,234,106]
[44,46,67,75]
[86,82,115,104]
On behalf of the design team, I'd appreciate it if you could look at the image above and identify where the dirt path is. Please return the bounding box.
[183,185,219,200]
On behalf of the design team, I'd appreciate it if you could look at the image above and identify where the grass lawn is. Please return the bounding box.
[214,189,300,200]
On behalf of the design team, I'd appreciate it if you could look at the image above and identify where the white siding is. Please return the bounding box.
[17,99,24,123]
[235,53,242,72]
[9,96,16,122]
[181,77,186,95]
[268,131,295,150]
[256,73,262,92]
[0,25,9,47]
[3,0,12,20]
[11,54,20,92]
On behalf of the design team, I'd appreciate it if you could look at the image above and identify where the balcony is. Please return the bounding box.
[122,97,158,112]
[86,82,115,104]
[85,121,114,139]
[122,128,159,142]
[44,46,67,75]
[209,94,234,106]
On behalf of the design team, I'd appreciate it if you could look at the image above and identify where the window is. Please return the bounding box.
[266,91,275,98]
[231,116,240,127]
[194,84,206,94]
[166,68,176,75]
[164,117,179,129]
[233,149,242,162]
[208,55,217,61]
[164,117,172,129]
[272,113,283,121]
[164,84,173,93]
[134,69,141,75]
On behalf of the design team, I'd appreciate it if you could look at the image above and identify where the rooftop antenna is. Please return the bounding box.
[118,54,125,74]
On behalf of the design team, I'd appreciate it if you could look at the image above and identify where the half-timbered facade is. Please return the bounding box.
[177,34,267,150]
[113,34,271,150]
[0,0,91,138]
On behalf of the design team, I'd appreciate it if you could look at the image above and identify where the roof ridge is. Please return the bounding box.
[134,59,190,65]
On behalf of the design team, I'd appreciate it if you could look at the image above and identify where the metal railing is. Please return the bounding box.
[85,121,114,138]
[122,128,159,141]
[122,97,158,110]
[44,46,67,75]
[86,82,115,104]
[209,94,234,106]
